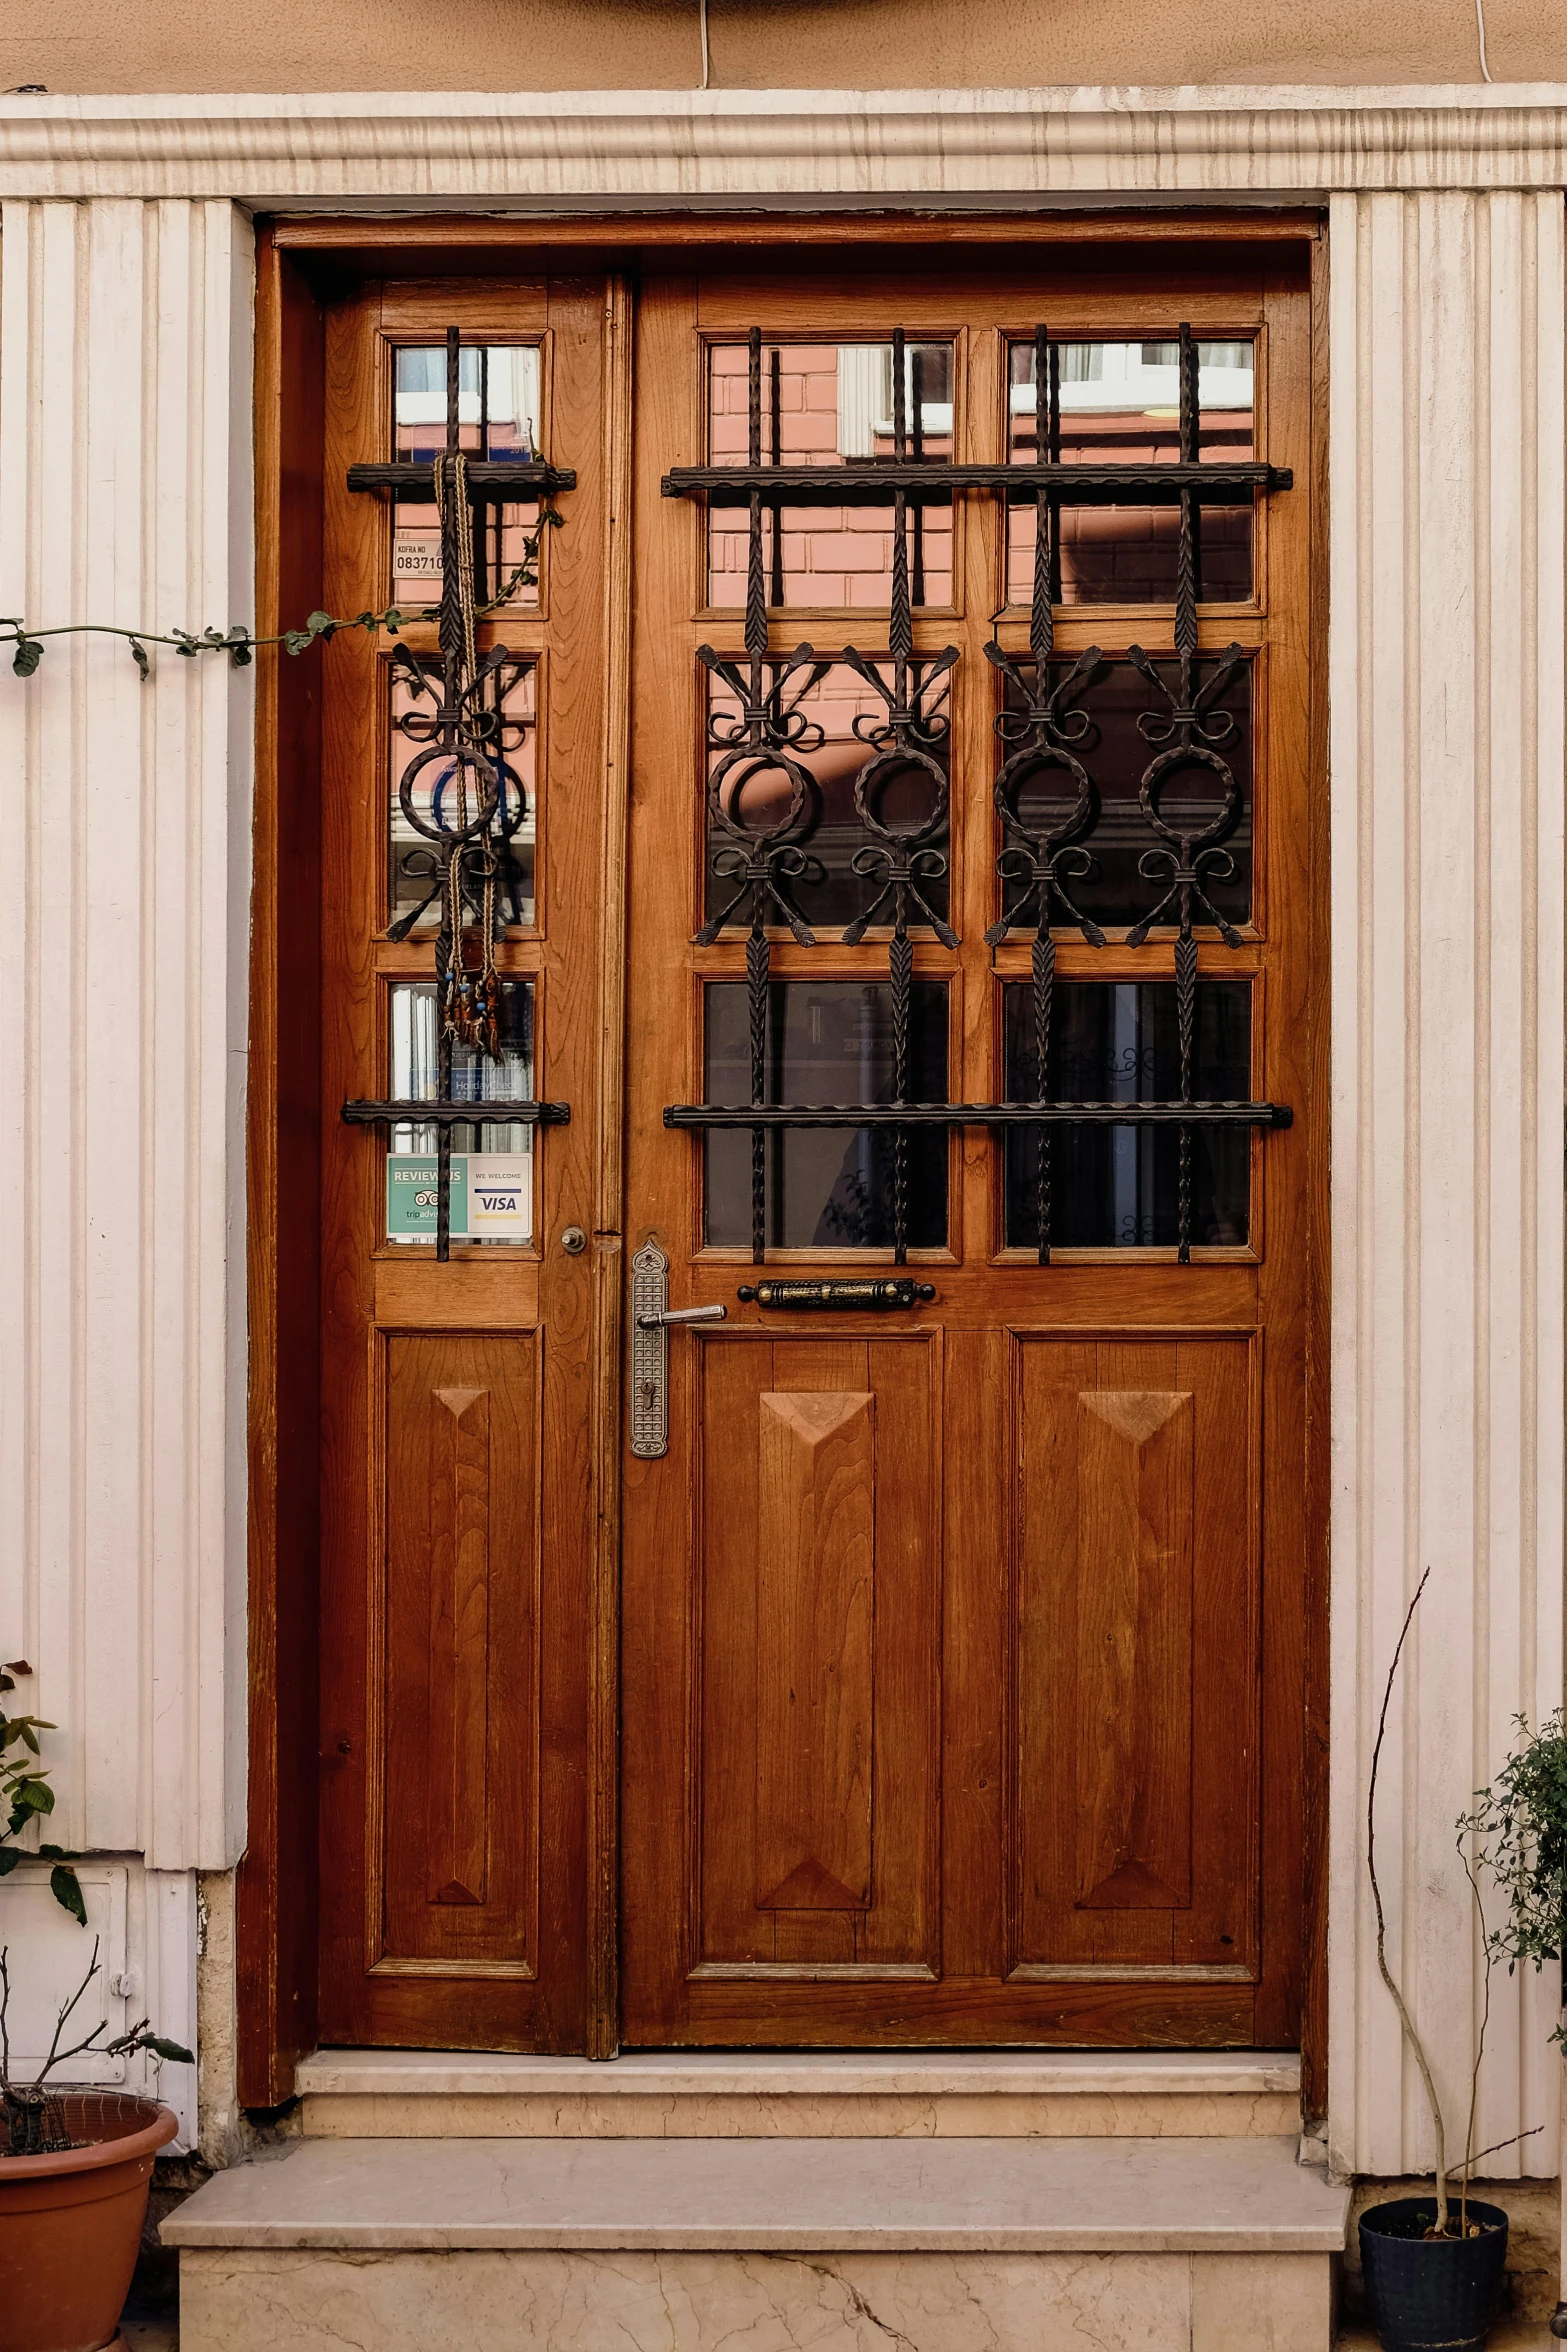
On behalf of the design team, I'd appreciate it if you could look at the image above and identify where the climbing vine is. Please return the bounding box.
[0,515,561,682]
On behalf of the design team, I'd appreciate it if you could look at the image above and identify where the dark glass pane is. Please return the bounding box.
[705,982,947,1250]
[392,342,542,608]
[1006,339,1254,605]
[708,341,953,609]
[1003,981,1250,1249]
[389,656,536,934]
[997,656,1250,931]
[705,657,952,933]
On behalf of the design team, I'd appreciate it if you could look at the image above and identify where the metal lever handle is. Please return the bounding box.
[630,1242,726,1460]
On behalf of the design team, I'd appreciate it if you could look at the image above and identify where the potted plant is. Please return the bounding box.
[1457,1704,1567,2338]
[0,1660,191,2352]
[1358,1575,1535,2352]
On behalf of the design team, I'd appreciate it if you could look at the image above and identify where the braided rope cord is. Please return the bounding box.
[433,449,501,1061]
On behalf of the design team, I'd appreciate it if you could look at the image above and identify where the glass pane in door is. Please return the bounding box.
[704,980,948,1250]
[1002,979,1251,1249]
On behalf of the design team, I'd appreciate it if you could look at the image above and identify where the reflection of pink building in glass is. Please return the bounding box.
[709,340,954,606]
[707,335,1256,611]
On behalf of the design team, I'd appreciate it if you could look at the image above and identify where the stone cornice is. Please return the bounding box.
[1,85,1567,203]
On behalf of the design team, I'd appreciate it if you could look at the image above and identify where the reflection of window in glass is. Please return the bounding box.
[1006,339,1255,605]
[707,340,954,609]
[392,343,543,608]
[386,979,535,1245]
[1002,980,1250,1250]
[705,657,952,934]
[996,656,1251,931]
[704,981,948,1250]
[387,658,537,934]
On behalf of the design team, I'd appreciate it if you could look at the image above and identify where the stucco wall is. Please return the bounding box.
[0,0,1542,102]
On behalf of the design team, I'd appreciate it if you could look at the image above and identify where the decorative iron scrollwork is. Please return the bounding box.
[341,326,571,1259]
[665,318,1291,1267]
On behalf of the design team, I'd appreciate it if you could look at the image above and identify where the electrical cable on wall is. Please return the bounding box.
[699,0,710,88]
[1475,0,1493,79]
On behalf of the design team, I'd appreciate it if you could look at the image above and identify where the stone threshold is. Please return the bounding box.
[297,2046,1301,2098]
[165,2132,1345,2254]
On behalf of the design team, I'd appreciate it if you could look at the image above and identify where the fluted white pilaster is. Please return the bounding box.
[1327,188,1566,2180]
[0,198,253,1870]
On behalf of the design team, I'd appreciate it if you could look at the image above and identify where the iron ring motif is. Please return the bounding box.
[694,645,828,948]
[1124,743,1245,950]
[982,641,1106,948]
[391,645,532,850]
[830,643,958,947]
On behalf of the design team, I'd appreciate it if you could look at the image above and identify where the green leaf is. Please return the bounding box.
[129,637,150,681]
[12,1778,52,1815]
[0,1847,21,1876]
[140,2034,194,2064]
[12,636,42,677]
[49,1863,86,1924]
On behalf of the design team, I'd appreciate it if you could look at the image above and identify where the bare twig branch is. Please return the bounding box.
[0,1947,10,2085]
[1458,1828,1495,2233]
[1457,2123,1544,2178]
[36,1936,101,2086]
[36,2021,108,2080]
[1369,1568,1450,2227]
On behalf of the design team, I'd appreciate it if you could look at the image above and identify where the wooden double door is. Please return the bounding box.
[315,240,1319,2057]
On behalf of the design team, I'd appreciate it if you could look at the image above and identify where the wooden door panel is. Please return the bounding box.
[376,1332,539,1974]
[317,277,606,2052]
[756,1387,874,1912]
[1012,1335,1256,1976]
[622,244,1318,2049]
[694,1336,939,1978]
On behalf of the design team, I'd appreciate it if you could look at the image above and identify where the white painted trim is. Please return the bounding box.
[3,85,1567,204]
[0,200,254,1872]
[1326,188,1567,2180]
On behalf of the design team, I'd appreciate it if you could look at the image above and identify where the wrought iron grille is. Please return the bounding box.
[664,322,1293,1265]
[342,326,572,1260]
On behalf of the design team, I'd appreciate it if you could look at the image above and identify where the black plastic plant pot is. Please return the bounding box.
[1359,2198,1509,2352]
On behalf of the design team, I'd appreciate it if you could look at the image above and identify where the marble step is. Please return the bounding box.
[296,2044,1302,2139]
[164,2133,1348,2352]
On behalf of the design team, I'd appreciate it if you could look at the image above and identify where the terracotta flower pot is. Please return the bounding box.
[0,2090,177,2352]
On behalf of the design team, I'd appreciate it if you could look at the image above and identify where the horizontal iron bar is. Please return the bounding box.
[665,1100,1291,1129]
[662,461,1290,507]
[343,1098,572,1126]
[347,460,578,500]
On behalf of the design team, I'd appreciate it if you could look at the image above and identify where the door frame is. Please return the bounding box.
[238,208,1329,2110]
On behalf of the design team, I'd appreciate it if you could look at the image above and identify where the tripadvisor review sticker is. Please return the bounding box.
[386,1152,529,1241]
